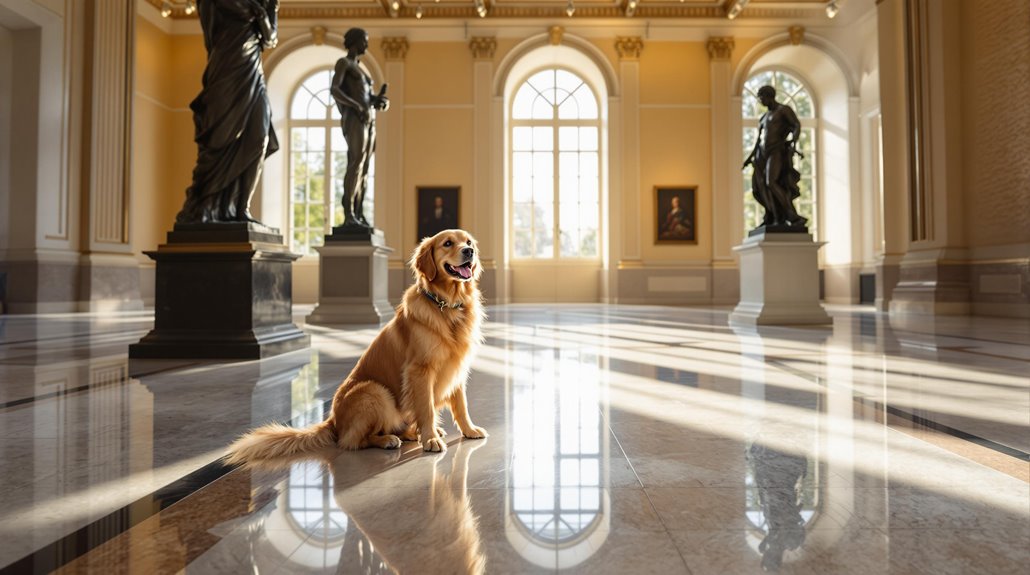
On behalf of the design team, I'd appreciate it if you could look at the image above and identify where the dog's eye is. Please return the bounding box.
[443,240,453,247]
[466,240,472,246]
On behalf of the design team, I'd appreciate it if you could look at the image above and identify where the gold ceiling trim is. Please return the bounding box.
[145,1,816,20]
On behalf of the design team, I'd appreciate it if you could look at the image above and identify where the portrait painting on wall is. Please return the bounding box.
[655,186,697,244]
[417,186,460,242]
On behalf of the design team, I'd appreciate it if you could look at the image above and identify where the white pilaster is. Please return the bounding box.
[88,0,134,253]
[470,36,497,301]
[615,37,642,262]
[707,37,735,265]
[378,37,407,262]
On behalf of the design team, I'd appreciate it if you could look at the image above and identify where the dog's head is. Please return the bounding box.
[412,229,481,285]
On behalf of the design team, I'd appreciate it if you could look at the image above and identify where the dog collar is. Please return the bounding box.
[420,288,463,312]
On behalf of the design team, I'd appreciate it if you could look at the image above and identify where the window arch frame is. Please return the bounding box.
[508,65,604,261]
[741,68,819,240]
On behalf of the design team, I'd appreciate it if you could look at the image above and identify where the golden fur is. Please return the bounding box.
[226,229,487,463]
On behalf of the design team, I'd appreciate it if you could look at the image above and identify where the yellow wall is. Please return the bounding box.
[638,41,713,262]
[131,16,175,259]
[131,19,206,259]
[961,0,1030,248]
[401,42,475,250]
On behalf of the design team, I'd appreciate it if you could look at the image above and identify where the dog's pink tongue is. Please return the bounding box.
[457,265,472,279]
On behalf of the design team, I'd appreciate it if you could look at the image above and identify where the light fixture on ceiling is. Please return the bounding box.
[726,0,750,20]
[184,0,196,15]
[475,0,488,18]
[625,0,637,18]
[825,0,842,18]
[160,0,172,18]
[416,4,424,19]
[566,0,575,17]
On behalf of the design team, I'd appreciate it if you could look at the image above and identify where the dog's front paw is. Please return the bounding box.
[463,426,488,439]
[423,437,447,452]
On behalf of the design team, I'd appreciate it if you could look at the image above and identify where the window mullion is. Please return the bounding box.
[552,112,560,259]
[324,110,332,234]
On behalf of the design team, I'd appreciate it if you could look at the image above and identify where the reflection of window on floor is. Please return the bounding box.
[510,348,604,543]
[287,461,349,542]
[286,402,347,543]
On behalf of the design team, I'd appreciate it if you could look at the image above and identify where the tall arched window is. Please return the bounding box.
[511,68,600,259]
[289,69,374,255]
[742,71,816,238]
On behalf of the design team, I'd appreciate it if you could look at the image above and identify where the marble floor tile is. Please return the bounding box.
[1,304,1027,574]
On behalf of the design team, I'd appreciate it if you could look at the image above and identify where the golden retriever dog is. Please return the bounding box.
[226,229,487,463]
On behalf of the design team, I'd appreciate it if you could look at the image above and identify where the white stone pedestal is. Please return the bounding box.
[729,232,831,326]
[305,230,395,326]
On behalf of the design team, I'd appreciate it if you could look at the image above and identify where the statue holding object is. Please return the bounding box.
[742,85,808,234]
[176,0,280,225]
[332,28,390,231]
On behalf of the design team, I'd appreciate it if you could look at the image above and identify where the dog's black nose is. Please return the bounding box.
[461,247,474,259]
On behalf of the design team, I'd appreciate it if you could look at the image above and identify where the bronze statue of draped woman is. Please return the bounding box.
[176,0,280,225]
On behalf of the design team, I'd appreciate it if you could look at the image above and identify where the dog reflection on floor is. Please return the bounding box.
[330,438,488,575]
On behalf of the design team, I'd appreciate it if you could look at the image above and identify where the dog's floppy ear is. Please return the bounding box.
[412,236,437,282]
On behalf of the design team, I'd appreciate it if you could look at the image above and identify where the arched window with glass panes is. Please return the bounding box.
[742,70,816,238]
[289,68,374,256]
[510,68,601,259]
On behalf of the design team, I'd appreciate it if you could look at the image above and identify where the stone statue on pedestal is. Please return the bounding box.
[176,0,280,225]
[742,85,808,234]
[332,28,390,231]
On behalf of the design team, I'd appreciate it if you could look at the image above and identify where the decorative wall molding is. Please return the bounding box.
[144,1,825,20]
[615,36,643,60]
[381,37,409,60]
[90,0,134,248]
[705,36,734,60]
[468,36,497,59]
[789,25,805,45]
[311,25,327,46]
[548,25,564,46]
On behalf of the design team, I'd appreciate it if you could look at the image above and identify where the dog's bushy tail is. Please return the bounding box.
[225,421,335,465]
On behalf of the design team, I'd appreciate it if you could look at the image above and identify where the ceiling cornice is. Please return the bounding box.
[143,0,820,21]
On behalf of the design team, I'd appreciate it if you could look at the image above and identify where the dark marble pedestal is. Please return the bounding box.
[129,223,310,359]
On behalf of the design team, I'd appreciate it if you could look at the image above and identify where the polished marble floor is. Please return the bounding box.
[0,305,1027,574]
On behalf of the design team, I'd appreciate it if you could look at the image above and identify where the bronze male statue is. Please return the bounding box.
[332,28,390,230]
[742,85,808,232]
[176,0,279,225]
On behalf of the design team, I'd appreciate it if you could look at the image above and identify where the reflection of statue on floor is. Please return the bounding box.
[747,442,808,572]
[742,85,808,233]
[332,28,390,230]
[176,0,280,225]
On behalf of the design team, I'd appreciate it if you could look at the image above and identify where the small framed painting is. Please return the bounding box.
[655,186,697,244]
[416,186,460,242]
